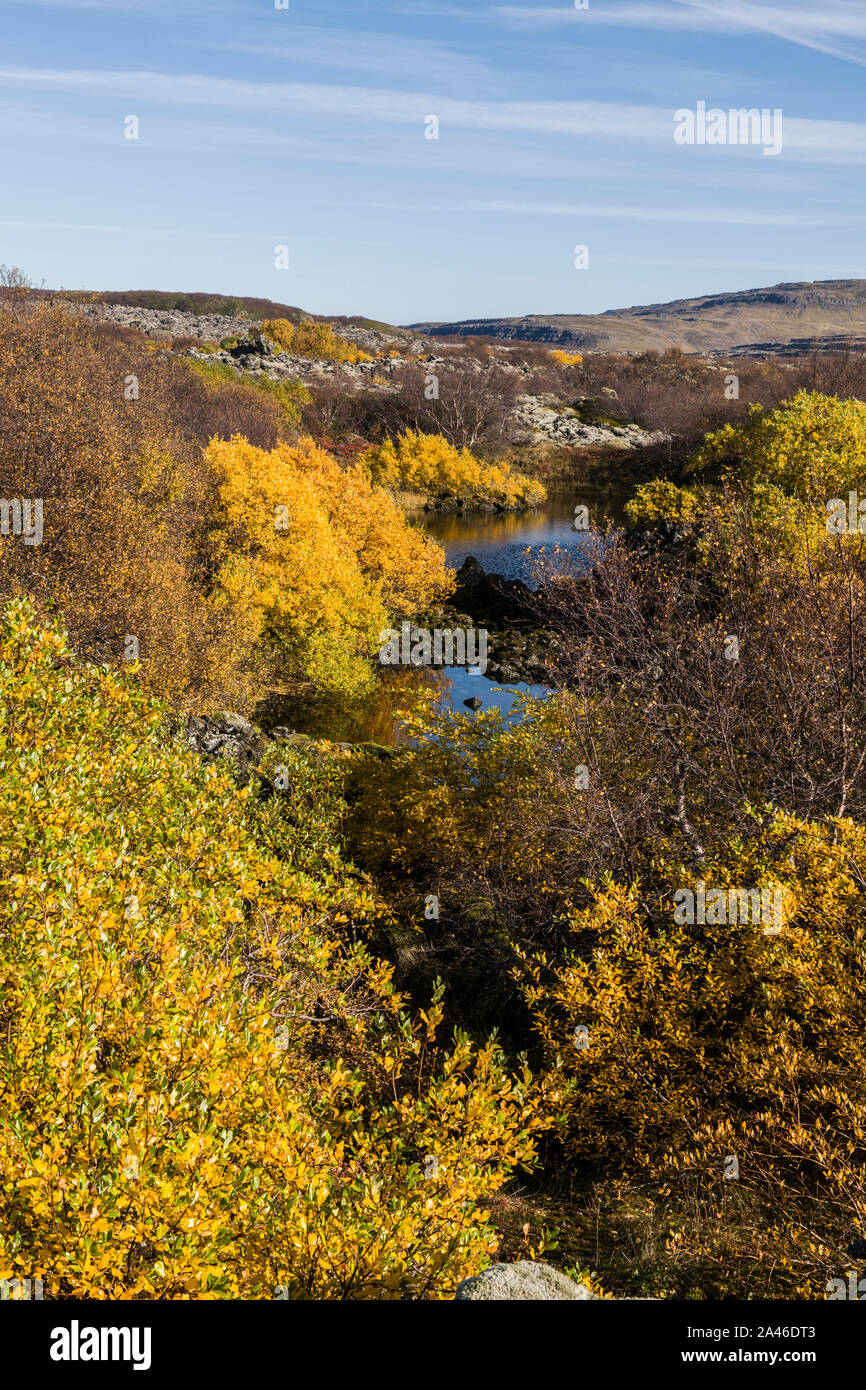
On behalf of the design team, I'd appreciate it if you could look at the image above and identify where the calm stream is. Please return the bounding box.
[267,487,628,745]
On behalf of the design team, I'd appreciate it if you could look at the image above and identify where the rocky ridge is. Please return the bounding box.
[80,302,258,341]
[77,302,429,360]
[76,302,663,449]
[512,392,668,450]
[187,334,425,385]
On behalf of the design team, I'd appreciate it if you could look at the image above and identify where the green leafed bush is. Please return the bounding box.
[0,599,542,1299]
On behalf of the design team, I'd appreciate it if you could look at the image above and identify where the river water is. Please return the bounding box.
[397,486,630,728]
[266,486,626,745]
[419,488,600,582]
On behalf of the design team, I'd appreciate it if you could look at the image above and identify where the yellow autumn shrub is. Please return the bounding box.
[363,429,546,508]
[261,318,372,364]
[624,478,701,526]
[0,598,541,1299]
[692,389,866,501]
[205,435,453,697]
[626,392,866,567]
[0,299,249,707]
[550,350,583,367]
[523,811,866,1295]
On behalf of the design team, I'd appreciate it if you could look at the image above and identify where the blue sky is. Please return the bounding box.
[1,0,865,322]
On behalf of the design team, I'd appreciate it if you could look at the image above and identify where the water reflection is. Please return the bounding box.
[413,485,627,583]
[261,488,626,745]
[260,662,548,748]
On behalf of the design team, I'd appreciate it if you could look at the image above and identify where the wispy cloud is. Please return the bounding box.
[471,199,865,227]
[2,67,865,163]
[672,0,866,68]
[0,66,665,137]
[206,26,497,89]
[0,218,403,249]
[485,1,866,69]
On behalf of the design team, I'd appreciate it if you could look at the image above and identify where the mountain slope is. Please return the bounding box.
[409,279,866,355]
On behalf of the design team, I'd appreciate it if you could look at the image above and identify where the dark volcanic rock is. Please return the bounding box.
[623,517,690,560]
[447,555,556,685]
[452,556,534,626]
[185,711,266,786]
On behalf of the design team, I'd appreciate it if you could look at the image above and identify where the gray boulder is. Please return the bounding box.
[211,710,256,738]
[455,1261,599,1301]
[510,393,668,450]
[185,712,264,786]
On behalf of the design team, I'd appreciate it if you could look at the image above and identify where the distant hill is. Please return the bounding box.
[43,289,312,321]
[409,280,866,356]
[31,289,407,337]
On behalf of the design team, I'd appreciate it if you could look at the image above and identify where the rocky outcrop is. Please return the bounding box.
[485,629,553,686]
[326,322,428,355]
[511,393,667,450]
[455,1262,600,1300]
[185,711,265,785]
[80,303,257,341]
[184,712,398,782]
[187,336,409,386]
[449,557,553,685]
[77,303,428,367]
[452,556,533,626]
